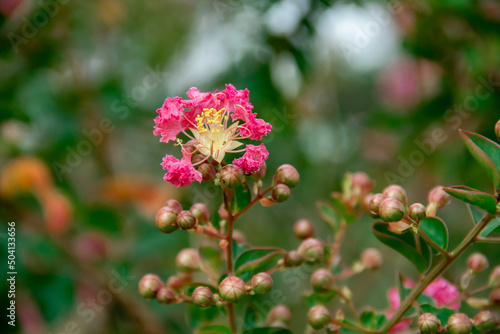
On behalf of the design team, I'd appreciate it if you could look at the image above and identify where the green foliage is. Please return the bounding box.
[444,185,497,214]
[234,248,285,281]
[419,216,449,253]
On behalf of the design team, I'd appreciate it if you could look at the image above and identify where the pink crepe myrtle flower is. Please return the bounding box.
[154,85,272,187]
[233,144,269,174]
[386,277,459,333]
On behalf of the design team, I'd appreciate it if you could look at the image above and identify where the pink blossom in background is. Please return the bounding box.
[154,85,272,187]
[424,278,460,310]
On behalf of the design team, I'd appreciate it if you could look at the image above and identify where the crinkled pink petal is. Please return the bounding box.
[182,88,219,127]
[153,97,186,142]
[246,116,272,140]
[388,287,400,310]
[161,150,202,187]
[217,84,251,117]
[233,144,269,174]
[424,278,460,310]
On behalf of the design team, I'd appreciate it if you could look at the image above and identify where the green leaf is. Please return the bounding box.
[232,180,252,214]
[234,248,285,281]
[420,304,455,325]
[467,204,500,237]
[188,305,220,328]
[331,194,356,224]
[460,130,500,189]
[360,311,387,330]
[419,217,449,254]
[243,328,292,334]
[244,307,259,331]
[443,185,497,214]
[316,200,340,231]
[302,290,337,308]
[196,325,232,334]
[232,240,249,263]
[200,246,222,275]
[372,222,431,273]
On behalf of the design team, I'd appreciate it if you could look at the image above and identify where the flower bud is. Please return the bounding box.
[155,206,179,234]
[418,313,441,334]
[351,172,375,195]
[379,198,405,222]
[167,275,183,290]
[190,203,210,225]
[293,219,315,240]
[192,286,214,308]
[284,251,302,267]
[273,164,300,189]
[496,119,500,140]
[156,287,176,305]
[298,238,324,262]
[468,253,489,273]
[368,193,387,218]
[219,276,246,302]
[220,165,244,188]
[361,248,383,270]
[272,184,291,202]
[175,248,200,273]
[251,273,273,295]
[176,210,197,230]
[251,162,267,179]
[311,268,334,292]
[489,289,500,305]
[490,266,500,288]
[473,310,496,333]
[165,199,182,214]
[409,203,426,221]
[268,305,291,324]
[447,313,473,334]
[138,274,162,299]
[326,323,340,334]
[198,163,217,182]
[428,186,450,208]
[307,305,331,330]
[383,185,408,207]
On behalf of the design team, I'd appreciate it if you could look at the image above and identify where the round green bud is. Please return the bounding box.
[198,163,217,182]
[298,238,324,263]
[283,251,302,268]
[448,313,473,334]
[156,287,176,305]
[418,313,441,334]
[175,248,200,273]
[368,193,387,217]
[409,203,426,221]
[468,253,489,273]
[311,268,334,293]
[164,199,182,214]
[268,305,291,324]
[176,210,197,230]
[271,184,291,202]
[379,198,405,222]
[190,203,210,225]
[251,272,273,295]
[219,276,246,303]
[293,219,315,240]
[473,310,496,333]
[155,206,179,234]
[192,286,214,308]
[383,185,408,207]
[361,248,383,270]
[220,165,244,188]
[138,274,162,299]
[307,305,331,330]
[273,164,300,189]
[489,289,500,306]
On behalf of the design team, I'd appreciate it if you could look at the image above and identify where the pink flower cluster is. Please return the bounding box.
[386,278,459,333]
[154,85,272,187]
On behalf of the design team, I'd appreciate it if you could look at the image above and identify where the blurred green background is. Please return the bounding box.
[1,0,500,333]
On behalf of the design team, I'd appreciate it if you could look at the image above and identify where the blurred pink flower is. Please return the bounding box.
[386,277,459,333]
[377,57,442,111]
[424,278,460,310]
[154,85,271,187]
[233,144,269,174]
